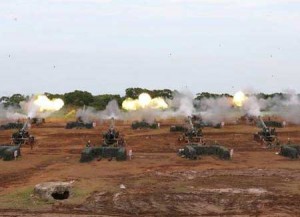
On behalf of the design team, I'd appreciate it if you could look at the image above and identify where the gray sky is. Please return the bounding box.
[1,0,300,96]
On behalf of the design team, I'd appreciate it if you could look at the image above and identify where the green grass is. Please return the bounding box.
[0,187,52,210]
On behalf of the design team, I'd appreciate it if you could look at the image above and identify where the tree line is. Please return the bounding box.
[0,89,298,110]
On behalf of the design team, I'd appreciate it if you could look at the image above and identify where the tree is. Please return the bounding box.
[0,96,9,104]
[44,92,64,100]
[152,89,173,99]
[1,94,27,107]
[125,88,173,99]
[91,94,122,110]
[195,92,232,100]
[64,90,94,106]
[125,88,150,99]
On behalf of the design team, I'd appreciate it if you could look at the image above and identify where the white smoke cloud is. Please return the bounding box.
[74,91,196,124]
[64,90,300,126]
[76,100,123,123]
[268,93,300,124]
[19,95,64,118]
[196,97,240,124]
[236,91,300,124]
[20,97,39,118]
[0,104,27,121]
[169,90,195,117]
[242,96,261,116]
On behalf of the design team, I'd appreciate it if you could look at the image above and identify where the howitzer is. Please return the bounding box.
[254,116,278,148]
[102,118,124,146]
[178,116,204,144]
[11,120,35,146]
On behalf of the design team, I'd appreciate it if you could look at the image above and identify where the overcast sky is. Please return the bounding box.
[0,0,299,96]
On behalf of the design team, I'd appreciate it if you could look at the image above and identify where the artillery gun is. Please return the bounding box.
[178,116,204,144]
[254,116,279,148]
[102,118,125,147]
[11,121,35,146]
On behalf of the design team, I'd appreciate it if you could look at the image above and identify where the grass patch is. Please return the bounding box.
[0,187,52,210]
[66,179,120,204]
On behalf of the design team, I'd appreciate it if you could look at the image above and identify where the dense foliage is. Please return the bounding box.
[125,88,173,99]
[0,94,28,107]
[195,92,233,100]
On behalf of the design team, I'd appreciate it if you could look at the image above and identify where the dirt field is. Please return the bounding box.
[0,120,299,216]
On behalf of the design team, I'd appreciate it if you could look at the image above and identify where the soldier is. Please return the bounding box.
[128,149,133,160]
[108,128,114,140]
[14,149,18,160]
[30,140,34,150]
[271,128,276,135]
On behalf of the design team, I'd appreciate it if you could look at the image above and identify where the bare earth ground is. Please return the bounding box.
[0,120,299,216]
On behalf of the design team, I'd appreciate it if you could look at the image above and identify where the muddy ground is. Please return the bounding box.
[0,120,299,216]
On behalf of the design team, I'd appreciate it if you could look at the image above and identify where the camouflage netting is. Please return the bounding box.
[280,145,300,159]
[257,121,284,128]
[181,145,198,160]
[30,118,45,125]
[80,147,95,162]
[170,125,186,132]
[194,122,222,129]
[0,145,21,161]
[131,121,158,130]
[179,144,230,160]
[290,145,300,154]
[80,146,127,163]
[65,121,93,129]
[0,122,23,130]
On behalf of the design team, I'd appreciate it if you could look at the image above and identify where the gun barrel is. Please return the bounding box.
[110,117,115,128]
[259,116,267,129]
[21,121,28,131]
[188,116,194,130]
